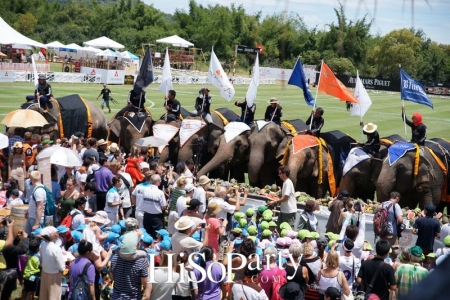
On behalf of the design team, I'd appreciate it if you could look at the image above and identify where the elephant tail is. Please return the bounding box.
[281,139,292,166]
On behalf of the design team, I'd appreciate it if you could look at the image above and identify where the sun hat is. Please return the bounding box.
[426,253,436,258]
[141,234,154,244]
[280,222,292,230]
[41,139,54,146]
[298,229,311,240]
[207,201,221,216]
[156,229,169,237]
[105,231,119,243]
[363,123,378,134]
[280,229,288,237]
[279,282,303,300]
[262,229,272,237]
[328,240,337,249]
[56,225,69,234]
[262,210,273,221]
[184,183,195,193]
[239,218,248,228]
[286,230,297,239]
[175,216,195,231]
[109,143,118,153]
[125,217,139,229]
[247,226,257,235]
[310,232,320,239]
[160,239,171,250]
[120,231,139,255]
[284,237,292,246]
[260,221,269,230]
[76,224,86,231]
[139,228,147,234]
[139,162,150,170]
[292,239,301,245]
[268,221,277,227]
[118,220,126,229]
[444,235,450,246]
[233,212,245,221]
[257,205,268,214]
[31,228,42,236]
[409,245,423,257]
[276,237,286,248]
[198,175,211,185]
[13,141,23,148]
[232,228,243,234]
[246,208,255,217]
[91,211,111,225]
[110,224,122,234]
[247,236,257,243]
[97,139,108,146]
[71,231,82,243]
[40,226,58,237]
[268,97,279,104]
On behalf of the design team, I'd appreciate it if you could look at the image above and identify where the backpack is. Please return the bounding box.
[373,202,394,237]
[270,267,288,300]
[60,211,81,242]
[70,262,93,300]
[32,185,56,217]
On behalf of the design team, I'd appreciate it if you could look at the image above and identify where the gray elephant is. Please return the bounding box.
[108,109,153,154]
[248,120,309,187]
[339,134,406,200]
[197,122,251,182]
[151,119,180,164]
[20,94,108,140]
[375,141,448,208]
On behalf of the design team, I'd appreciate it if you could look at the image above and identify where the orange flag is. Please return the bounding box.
[318,62,359,103]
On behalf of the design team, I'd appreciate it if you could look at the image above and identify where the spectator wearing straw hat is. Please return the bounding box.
[264,97,283,125]
[172,216,210,255]
[193,175,213,215]
[8,141,26,191]
[361,122,380,156]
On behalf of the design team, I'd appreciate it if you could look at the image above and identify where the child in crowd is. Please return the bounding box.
[22,239,41,300]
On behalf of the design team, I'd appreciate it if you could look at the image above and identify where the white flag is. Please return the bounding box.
[208,48,235,101]
[245,53,260,107]
[31,55,38,86]
[158,48,173,94]
[351,72,372,117]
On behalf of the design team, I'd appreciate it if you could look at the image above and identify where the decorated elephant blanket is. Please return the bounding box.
[54,94,92,139]
[224,122,250,143]
[152,124,180,153]
[123,111,149,133]
[281,119,309,136]
[212,108,239,125]
[291,135,318,154]
[388,142,416,165]
[343,147,371,176]
[179,119,206,147]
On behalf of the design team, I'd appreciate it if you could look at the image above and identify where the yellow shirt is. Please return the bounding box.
[0,240,6,269]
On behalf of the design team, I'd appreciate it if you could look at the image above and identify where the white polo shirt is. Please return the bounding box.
[132,183,166,214]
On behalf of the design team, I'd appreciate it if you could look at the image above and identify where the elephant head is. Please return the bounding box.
[152,119,180,164]
[284,140,330,198]
[248,123,289,187]
[117,113,153,154]
[197,130,251,182]
[375,148,444,207]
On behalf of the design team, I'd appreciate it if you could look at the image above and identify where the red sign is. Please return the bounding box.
[90,69,96,75]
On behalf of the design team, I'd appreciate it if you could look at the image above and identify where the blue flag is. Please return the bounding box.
[288,58,315,106]
[133,47,154,94]
[400,68,433,109]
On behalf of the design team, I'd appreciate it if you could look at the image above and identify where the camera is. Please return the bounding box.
[354,201,362,212]
[201,223,206,228]
[1,216,11,226]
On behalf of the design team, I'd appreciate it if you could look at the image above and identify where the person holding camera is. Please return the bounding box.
[104,175,124,225]
[379,191,404,249]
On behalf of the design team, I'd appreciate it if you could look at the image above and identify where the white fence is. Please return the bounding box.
[11,72,102,84]
[153,75,275,85]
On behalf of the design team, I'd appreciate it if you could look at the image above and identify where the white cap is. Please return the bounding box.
[140,162,150,169]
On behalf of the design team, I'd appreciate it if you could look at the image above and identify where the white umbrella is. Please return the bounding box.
[0,133,8,149]
[135,136,168,148]
[36,146,82,167]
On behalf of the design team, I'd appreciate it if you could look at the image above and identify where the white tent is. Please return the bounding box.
[45,41,64,49]
[82,46,101,55]
[0,17,46,48]
[84,36,124,50]
[156,35,194,47]
[95,49,122,60]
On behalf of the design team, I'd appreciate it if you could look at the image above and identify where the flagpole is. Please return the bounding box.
[400,65,408,140]
[357,70,364,141]
[309,60,323,130]
[243,104,248,123]
[270,87,286,122]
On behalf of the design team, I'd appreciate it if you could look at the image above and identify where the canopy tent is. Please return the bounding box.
[84,36,124,50]
[82,45,101,55]
[59,43,83,52]
[156,35,194,47]
[95,49,122,60]
[0,17,46,48]
[45,41,65,50]
[121,50,139,61]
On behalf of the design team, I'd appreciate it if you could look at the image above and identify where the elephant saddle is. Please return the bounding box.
[388,142,416,165]
[123,110,149,133]
[53,94,92,139]
[212,108,239,125]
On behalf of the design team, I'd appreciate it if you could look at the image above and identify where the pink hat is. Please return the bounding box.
[281,249,290,258]
[286,230,297,239]
[276,237,286,248]
[291,239,301,245]
[284,237,293,246]
[310,240,317,249]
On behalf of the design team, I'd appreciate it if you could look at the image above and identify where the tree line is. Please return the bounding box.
[1,0,449,82]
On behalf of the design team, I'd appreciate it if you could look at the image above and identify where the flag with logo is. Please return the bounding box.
[400,68,433,109]
[351,71,372,117]
[133,47,154,93]
[208,48,235,101]
[288,58,315,106]
[159,48,173,94]
[318,62,359,103]
[245,53,260,107]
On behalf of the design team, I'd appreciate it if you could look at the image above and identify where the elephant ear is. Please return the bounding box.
[207,123,225,153]
[108,118,122,138]
[276,135,292,161]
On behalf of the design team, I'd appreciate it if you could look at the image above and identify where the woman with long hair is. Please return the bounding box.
[318,250,351,300]
[194,246,227,300]
[8,142,26,191]
[125,146,144,185]
[302,241,323,300]
[60,177,80,220]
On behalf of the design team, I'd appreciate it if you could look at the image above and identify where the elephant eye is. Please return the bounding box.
[306,152,312,159]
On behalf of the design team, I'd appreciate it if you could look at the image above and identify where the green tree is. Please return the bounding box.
[13,13,38,36]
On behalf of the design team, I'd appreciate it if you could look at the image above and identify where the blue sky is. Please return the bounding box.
[145,0,450,44]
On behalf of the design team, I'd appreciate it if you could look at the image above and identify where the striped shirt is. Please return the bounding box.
[110,255,148,300]
[395,263,429,299]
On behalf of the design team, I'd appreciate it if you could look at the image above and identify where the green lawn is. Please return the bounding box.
[1,81,449,140]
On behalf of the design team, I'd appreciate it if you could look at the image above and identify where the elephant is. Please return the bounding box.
[152,119,180,164]
[375,141,448,208]
[247,120,309,188]
[108,109,153,155]
[339,134,406,201]
[176,116,225,170]
[20,95,108,140]
[197,123,251,182]
[283,134,331,198]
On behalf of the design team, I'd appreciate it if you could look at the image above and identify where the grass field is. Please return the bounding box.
[1,80,449,140]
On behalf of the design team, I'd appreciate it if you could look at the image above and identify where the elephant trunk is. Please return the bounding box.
[198,140,233,177]
[376,164,396,202]
[248,152,264,186]
[339,174,355,197]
